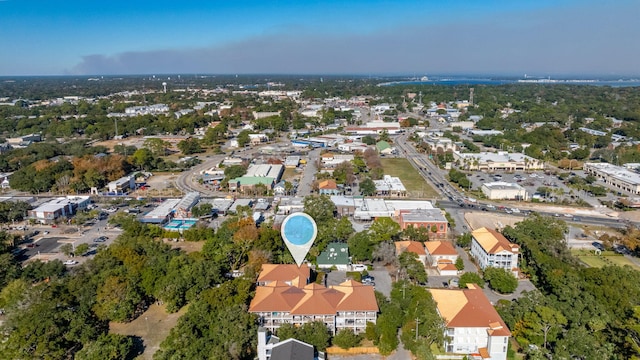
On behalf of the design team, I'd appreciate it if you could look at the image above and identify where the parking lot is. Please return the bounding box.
[325,267,393,298]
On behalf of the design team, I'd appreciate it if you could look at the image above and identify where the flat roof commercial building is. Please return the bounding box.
[481,182,528,201]
[584,162,640,195]
[453,151,544,172]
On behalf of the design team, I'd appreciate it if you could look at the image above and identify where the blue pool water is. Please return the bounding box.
[164,219,197,231]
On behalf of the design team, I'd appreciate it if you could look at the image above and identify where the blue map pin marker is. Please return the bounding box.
[281,212,317,267]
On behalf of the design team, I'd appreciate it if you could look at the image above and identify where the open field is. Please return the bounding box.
[571,249,640,270]
[110,303,189,360]
[380,158,438,198]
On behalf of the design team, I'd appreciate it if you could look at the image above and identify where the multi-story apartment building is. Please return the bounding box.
[470,227,519,277]
[250,265,378,335]
[431,284,511,360]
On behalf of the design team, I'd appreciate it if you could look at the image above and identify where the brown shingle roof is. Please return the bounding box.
[429,284,511,337]
[424,241,458,256]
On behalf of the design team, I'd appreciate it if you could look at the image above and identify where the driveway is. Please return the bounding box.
[369,267,392,298]
[482,279,537,304]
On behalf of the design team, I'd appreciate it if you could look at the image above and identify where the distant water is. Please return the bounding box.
[379,78,640,87]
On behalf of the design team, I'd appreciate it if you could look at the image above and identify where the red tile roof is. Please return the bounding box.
[258,264,310,288]
[395,241,427,256]
[429,284,511,337]
[250,274,379,315]
[424,241,458,256]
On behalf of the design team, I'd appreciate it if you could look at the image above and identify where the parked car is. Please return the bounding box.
[92,236,107,243]
[592,242,605,251]
[64,260,78,265]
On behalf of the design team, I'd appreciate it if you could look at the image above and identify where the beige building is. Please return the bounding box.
[481,182,528,201]
[250,265,378,335]
[431,284,511,360]
[424,241,459,275]
[454,151,544,172]
[470,228,519,277]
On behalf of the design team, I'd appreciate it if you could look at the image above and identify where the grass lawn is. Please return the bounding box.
[571,249,640,270]
[380,158,438,198]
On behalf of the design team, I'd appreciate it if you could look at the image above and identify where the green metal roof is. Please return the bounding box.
[231,176,275,186]
[376,141,391,151]
[317,242,349,265]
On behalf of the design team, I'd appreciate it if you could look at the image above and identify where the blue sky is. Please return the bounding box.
[0,0,638,76]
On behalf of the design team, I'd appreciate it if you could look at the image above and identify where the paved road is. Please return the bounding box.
[174,155,226,195]
[296,148,320,197]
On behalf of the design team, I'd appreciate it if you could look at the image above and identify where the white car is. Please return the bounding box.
[63,260,78,266]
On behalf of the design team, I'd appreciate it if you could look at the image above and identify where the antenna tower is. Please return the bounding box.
[469,88,475,106]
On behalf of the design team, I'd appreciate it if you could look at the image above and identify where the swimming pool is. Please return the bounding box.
[163,219,197,231]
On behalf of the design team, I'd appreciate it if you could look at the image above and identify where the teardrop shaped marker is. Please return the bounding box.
[281,212,317,267]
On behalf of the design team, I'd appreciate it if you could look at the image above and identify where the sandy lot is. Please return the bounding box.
[110,304,188,360]
[464,211,523,230]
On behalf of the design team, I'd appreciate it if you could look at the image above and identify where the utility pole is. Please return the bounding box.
[415,318,420,341]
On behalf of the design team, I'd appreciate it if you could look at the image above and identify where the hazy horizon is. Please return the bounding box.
[1,0,638,76]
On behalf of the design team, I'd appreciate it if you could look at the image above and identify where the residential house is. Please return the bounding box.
[430,284,511,360]
[316,242,350,270]
[424,241,459,276]
[257,328,325,360]
[395,241,427,266]
[376,141,394,155]
[470,228,519,277]
[318,179,340,195]
[274,181,287,196]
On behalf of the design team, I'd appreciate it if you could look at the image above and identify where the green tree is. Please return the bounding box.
[143,138,170,156]
[459,272,484,288]
[348,231,374,262]
[333,329,362,349]
[191,203,213,217]
[483,267,518,294]
[60,243,73,257]
[297,321,332,351]
[237,130,251,147]
[177,137,203,155]
[398,251,428,284]
[131,148,154,170]
[303,195,336,224]
[224,164,247,179]
[360,177,376,196]
[369,217,401,243]
[75,334,136,360]
[75,243,90,257]
[455,257,464,271]
[456,233,472,248]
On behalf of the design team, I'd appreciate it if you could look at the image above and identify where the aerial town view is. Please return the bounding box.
[0,1,639,360]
